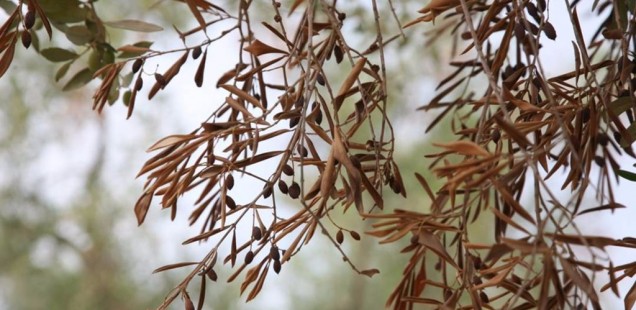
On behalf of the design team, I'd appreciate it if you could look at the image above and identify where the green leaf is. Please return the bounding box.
[39,0,86,23]
[29,30,40,52]
[122,90,132,106]
[103,20,164,33]
[55,61,72,81]
[64,25,93,45]
[40,48,79,62]
[120,72,134,88]
[108,86,120,105]
[618,169,636,182]
[608,96,633,116]
[62,68,92,91]
[620,122,636,148]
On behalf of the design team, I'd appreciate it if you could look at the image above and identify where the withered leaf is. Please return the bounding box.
[148,51,188,99]
[559,256,599,302]
[194,48,207,87]
[418,230,458,268]
[184,292,195,310]
[334,58,366,111]
[219,84,264,110]
[0,34,16,78]
[30,0,52,38]
[147,134,197,152]
[134,192,152,225]
[152,261,198,273]
[244,39,287,56]
[246,265,269,301]
[433,141,490,157]
[625,280,636,310]
[184,0,207,30]
[230,230,237,267]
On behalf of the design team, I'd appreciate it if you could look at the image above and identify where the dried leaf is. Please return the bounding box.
[559,256,599,302]
[219,84,265,110]
[134,192,152,225]
[334,58,366,111]
[433,141,490,157]
[147,135,197,152]
[152,261,198,273]
[418,230,458,268]
[625,280,636,310]
[0,34,16,78]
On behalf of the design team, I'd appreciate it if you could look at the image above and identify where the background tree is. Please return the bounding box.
[2,0,636,309]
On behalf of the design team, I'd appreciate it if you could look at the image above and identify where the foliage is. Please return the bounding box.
[3,0,636,309]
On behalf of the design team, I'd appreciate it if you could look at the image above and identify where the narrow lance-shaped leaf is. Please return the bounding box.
[104,19,164,32]
[41,48,79,62]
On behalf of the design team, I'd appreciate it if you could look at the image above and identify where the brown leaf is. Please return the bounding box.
[334,58,366,111]
[418,230,458,268]
[219,84,265,110]
[0,33,16,78]
[491,179,536,225]
[152,261,198,273]
[577,203,626,216]
[289,0,304,15]
[559,256,599,302]
[148,51,189,99]
[30,0,52,38]
[134,192,152,225]
[493,115,531,149]
[184,292,195,310]
[625,280,636,310]
[246,264,268,301]
[184,0,207,30]
[243,39,287,56]
[230,230,237,267]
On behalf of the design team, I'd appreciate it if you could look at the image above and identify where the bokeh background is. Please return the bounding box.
[1,1,636,309]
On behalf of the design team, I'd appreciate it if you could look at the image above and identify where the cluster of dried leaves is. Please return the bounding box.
[4,0,636,309]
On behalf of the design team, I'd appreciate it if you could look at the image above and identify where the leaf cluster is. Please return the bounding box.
[4,0,636,309]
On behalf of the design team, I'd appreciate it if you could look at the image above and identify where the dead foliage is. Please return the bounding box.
[3,0,636,309]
